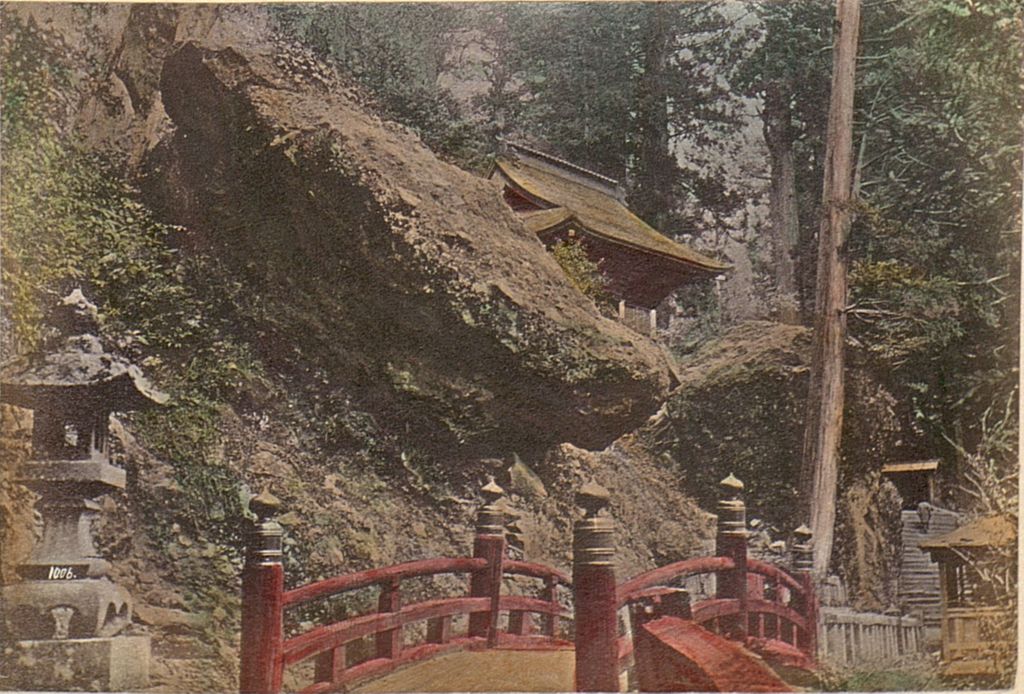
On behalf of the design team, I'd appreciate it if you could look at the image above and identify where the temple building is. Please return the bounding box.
[490,142,729,335]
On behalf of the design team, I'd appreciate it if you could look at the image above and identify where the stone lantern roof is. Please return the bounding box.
[0,290,167,411]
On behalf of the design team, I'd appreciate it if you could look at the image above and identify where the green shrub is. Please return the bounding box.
[2,12,260,551]
[817,663,941,692]
[551,237,611,306]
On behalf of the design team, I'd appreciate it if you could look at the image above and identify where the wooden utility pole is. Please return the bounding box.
[800,0,861,578]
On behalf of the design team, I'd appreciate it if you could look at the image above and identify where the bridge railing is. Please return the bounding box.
[632,560,815,650]
[281,557,489,694]
[504,559,572,639]
[239,482,571,694]
[241,474,817,694]
[571,475,819,692]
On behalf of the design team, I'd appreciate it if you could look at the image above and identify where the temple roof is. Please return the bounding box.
[492,150,729,275]
[920,514,1017,553]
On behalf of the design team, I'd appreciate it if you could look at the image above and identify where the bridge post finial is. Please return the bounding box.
[240,489,285,694]
[469,476,507,646]
[248,490,284,566]
[715,474,748,640]
[573,480,620,692]
[476,476,506,535]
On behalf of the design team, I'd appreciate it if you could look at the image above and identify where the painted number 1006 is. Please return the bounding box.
[47,566,77,580]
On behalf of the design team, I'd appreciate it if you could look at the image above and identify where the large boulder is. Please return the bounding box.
[8,4,676,460]
[144,40,672,462]
[638,321,900,558]
[833,473,903,611]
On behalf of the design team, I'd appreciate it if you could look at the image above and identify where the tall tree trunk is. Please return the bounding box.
[630,3,674,228]
[763,81,801,324]
[800,0,861,578]
[481,8,512,146]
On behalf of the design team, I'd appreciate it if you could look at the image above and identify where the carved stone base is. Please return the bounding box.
[6,635,150,691]
[2,578,131,640]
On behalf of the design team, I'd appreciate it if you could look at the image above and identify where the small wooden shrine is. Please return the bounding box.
[882,459,940,509]
[490,142,728,334]
[920,514,1017,679]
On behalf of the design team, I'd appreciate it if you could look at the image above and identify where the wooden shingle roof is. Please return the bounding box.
[920,514,1017,552]
[493,155,729,275]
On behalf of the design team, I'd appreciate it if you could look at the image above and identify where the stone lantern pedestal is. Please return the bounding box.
[1,290,166,691]
[8,636,152,691]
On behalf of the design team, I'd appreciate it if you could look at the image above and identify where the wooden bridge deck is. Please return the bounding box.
[352,648,576,693]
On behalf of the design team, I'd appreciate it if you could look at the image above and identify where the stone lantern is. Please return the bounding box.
[1,289,166,690]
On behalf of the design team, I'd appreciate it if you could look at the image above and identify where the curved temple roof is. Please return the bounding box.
[493,155,729,275]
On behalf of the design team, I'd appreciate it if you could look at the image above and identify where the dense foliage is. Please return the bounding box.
[271,3,742,230]
[1,15,256,550]
[729,1,833,316]
[846,0,1020,497]
[551,238,611,307]
[271,4,489,168]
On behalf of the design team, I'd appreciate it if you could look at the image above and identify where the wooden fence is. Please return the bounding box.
[819,607,925,667]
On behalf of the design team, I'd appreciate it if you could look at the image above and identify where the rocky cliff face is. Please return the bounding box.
[148,39,673,460]
[19,4,675,462]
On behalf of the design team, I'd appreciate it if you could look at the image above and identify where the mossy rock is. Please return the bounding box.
[639,321,900,536]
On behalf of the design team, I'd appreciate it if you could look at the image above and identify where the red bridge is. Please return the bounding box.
[238,475,818,693]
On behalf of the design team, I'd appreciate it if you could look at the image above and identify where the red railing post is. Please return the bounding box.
[508,609,532,636]
[505,515,531,636]
[375,576,402,659]
[542,574,559,638]
[573,481,619,692]
[240,491,285,694]
[426,615,451,644]
[468,478,506,647]
[792,524,818,660]
[715,473,748,640]
[314,646,346,688]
